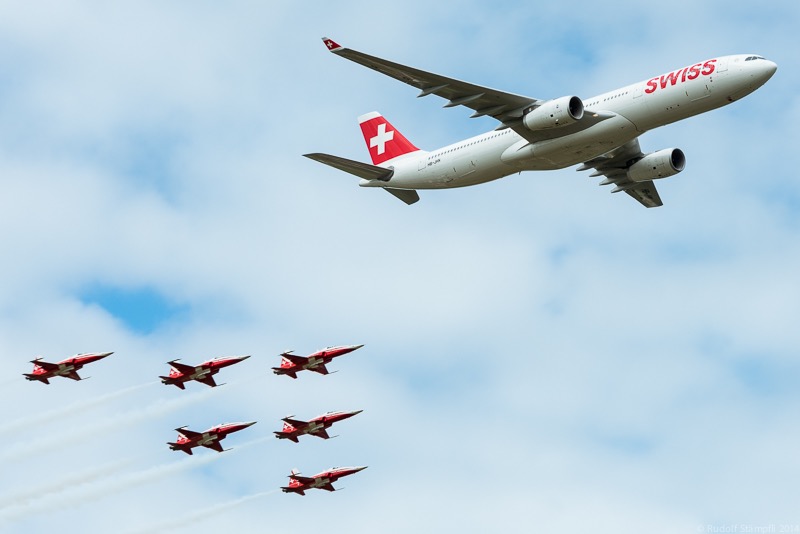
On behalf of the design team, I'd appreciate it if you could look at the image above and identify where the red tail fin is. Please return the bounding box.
[358,112,419,165]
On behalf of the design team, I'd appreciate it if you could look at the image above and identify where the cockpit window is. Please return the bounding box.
[745,56,767,61]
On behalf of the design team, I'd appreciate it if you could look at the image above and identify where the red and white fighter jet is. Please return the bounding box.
[167,421,256,455]
[272,344,363,379]
[281,466,368,496]
[23,352,113,384]
[160,355,250,389]
[274,410,363,443]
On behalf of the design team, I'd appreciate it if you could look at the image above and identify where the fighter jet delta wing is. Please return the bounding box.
[322,37,613,143]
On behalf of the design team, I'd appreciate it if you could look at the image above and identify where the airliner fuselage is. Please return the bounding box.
[363,55,774,191]
[308,38,776,207]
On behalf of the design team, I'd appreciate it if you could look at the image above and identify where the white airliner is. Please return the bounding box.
[306,37,776,207]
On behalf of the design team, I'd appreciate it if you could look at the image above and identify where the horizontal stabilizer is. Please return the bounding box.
[384,188,420,205]
[305,153,393,181]
[23,374,49,384]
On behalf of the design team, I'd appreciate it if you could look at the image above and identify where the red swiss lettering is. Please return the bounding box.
[701,58,717,76]
[644,58,718,95]
[660,70,681,89]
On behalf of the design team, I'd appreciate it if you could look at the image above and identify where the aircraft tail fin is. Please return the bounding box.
[358,112,420,165]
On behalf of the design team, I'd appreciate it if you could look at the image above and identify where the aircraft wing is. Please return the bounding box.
[197,375,218,387]
[282,353,309,366]
[282,418,308,429]
[310,364,330,376]
[322,38,614,143]
[31,359,59,371]
[577,139,663,208]
[320,483,337,492]
[323,38,538,125]
[289,474,315,485]
[176,427,201,439]
[168,360,196,375]
[311,428,331,439]
[204,441,224,453]
[65,371,83,381]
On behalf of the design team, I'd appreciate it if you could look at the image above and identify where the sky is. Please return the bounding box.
[1,1,799,532]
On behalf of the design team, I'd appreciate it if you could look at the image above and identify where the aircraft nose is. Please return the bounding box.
[763,60,778,78]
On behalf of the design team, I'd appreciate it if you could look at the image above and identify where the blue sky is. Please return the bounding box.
[1,1,799,533]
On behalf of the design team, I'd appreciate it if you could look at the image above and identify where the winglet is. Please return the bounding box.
[322,37,342,52]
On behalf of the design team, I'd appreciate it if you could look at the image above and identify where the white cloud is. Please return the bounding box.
[0,1,798,532]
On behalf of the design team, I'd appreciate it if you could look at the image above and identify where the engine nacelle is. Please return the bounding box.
[627,148,686,182]
[522,96,584,131]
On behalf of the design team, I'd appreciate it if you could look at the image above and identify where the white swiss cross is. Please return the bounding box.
[370,123,394,155]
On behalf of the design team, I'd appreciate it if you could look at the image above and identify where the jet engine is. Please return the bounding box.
[523,96,584,131]
[627,148,686,182]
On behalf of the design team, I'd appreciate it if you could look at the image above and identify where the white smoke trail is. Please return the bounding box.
[5,381,158,434]
[125,489,279,534]
[0,376,22,387]
[0,458,135,511]
[0,436,271,522]
[0,385,221,463]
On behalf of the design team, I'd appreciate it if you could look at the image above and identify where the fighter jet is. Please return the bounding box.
[274,410,363,443]
[281,466,368,496]
[160,355,251,390]
[23,352,113,384]
[272,345,363,379]
[167,421,257,455]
